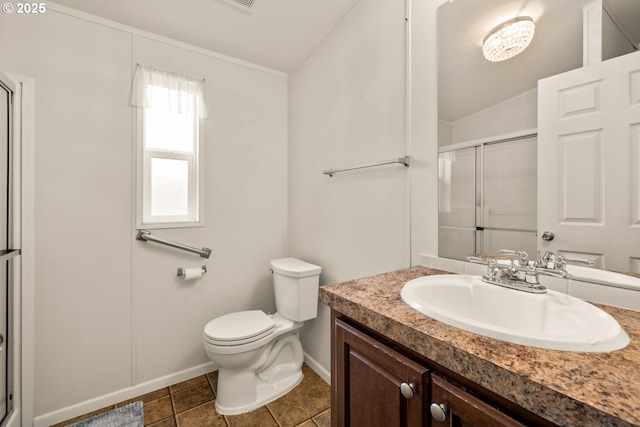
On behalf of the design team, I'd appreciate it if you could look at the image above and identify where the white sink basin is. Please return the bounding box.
[400,275,629,352]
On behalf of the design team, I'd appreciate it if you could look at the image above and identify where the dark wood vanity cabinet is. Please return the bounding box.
[332,313,549,427]
[333,317,429,427]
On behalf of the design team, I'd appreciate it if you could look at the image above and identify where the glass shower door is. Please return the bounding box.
[482,138,537,256]
[438,137,537,261]
[0,73,17,427]
[438,147,478,259]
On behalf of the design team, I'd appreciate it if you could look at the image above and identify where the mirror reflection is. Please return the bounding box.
[437,0,640,274]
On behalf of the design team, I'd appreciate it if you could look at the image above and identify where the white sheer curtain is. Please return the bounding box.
[131,64,208,118]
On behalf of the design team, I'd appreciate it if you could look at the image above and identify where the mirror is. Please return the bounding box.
[437,0,640,274]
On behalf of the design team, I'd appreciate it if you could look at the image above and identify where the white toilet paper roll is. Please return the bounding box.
[183,267,203,280]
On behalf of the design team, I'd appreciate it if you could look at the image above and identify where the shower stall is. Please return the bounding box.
[438,135,538,261]
[0,71,18,427]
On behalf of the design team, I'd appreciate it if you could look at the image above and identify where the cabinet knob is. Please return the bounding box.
[400,382,415,399]
[430,403,447,422]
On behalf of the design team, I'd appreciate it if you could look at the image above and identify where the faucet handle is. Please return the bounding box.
[557,255,595,267]
[466,256,499,278]
[538,251,557,269]
[466,256,490,265]
[498,249,529,265]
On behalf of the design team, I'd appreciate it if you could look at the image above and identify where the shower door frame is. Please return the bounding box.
[0,70,16,427]
[438,130,538,261]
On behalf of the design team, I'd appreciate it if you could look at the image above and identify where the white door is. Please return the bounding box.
[538,50,640,272]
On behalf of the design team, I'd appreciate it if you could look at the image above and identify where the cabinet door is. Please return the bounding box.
[333,318,429,427]
[430,374,526,427]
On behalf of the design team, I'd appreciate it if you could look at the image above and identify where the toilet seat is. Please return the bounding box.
[204,310,275,346]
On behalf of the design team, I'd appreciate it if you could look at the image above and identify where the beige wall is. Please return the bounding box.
[448,89,538,146]
[0,0,444,424]
[0,5,288,424]
[288,0,439,374]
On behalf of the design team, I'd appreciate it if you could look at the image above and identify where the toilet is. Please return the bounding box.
[203,257,322,415]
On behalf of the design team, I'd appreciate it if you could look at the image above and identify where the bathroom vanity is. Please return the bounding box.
[320,267,640,427]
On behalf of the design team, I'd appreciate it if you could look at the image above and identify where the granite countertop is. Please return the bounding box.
[319,266,640,427]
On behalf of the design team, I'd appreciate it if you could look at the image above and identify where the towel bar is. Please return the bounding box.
[323,156,410,177]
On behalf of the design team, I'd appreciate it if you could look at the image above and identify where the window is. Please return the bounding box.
[131,64,207,228]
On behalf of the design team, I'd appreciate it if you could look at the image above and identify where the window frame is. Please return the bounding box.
[135,85,204,230]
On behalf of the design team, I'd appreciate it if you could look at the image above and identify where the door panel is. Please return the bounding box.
[481,229,537,258]
[557,130,603,223]
[483,139,537,231]
[538,51,640,272]
[439,147,476,228]
[333,318,429,427]
[348,350,402,427]
[438,227,476,260]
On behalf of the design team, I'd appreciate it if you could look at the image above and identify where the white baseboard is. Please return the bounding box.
[33,355,328,427]
[33,362,215,427]
[303,352,330,385]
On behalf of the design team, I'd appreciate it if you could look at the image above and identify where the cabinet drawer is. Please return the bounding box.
[430,373,527,427]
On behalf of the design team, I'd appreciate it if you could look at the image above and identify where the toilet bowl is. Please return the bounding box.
[203,258,321,415]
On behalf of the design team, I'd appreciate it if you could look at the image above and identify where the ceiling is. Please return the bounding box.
[50,0,639,112]
[438,0,640,123]
[51,0,357,74]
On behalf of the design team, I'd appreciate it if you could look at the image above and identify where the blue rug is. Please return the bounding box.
[68,401,144,427]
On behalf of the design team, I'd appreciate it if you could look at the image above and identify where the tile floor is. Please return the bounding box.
[53,364,331,427]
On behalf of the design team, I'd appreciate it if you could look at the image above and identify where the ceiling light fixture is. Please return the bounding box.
[482,16,535,62]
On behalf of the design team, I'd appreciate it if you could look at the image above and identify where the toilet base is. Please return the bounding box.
[212,332,305,415]
[215,370,303,415]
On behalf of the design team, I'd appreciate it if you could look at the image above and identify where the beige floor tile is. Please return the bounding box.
[60,366,331,427]
[148,415,177,427]
[144,396,175,425]
[170,375,208,394]
[118,388,170,407]
[176,402,226,427]
[206,371,218,396]
[225,406,278,427]
[312,408,331,427]
[267,365,331,427]
[172,381,215,414]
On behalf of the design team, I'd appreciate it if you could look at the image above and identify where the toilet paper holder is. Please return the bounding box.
[177,266,207,277]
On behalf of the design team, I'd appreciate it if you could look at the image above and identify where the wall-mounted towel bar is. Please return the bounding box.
[323,155,411,177]
[136,230,212,258]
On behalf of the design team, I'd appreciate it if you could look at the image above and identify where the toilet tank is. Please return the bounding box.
[270,257,322,322]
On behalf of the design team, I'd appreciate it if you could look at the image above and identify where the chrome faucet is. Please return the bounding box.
[467,249,597,294]
[466,255,547,294]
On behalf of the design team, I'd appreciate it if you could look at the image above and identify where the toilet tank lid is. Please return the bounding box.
[270,257,322,278]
